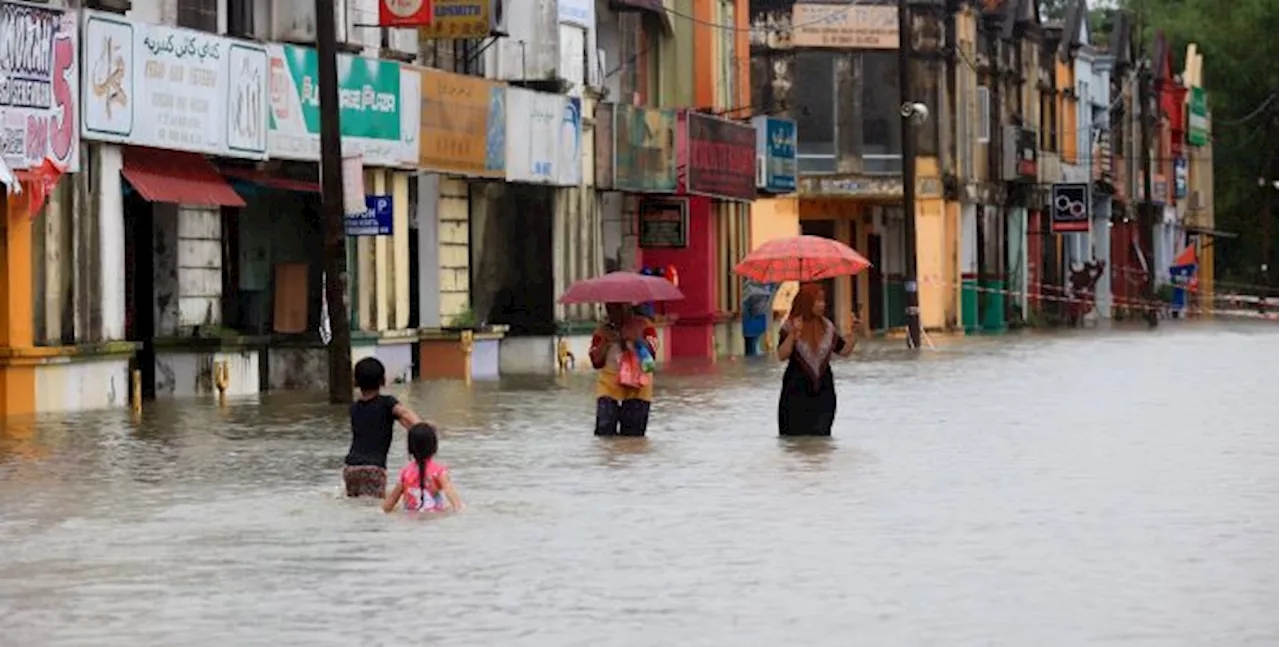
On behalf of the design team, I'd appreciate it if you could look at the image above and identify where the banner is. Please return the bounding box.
[614,105,677,193]
[417,0,504,39]
[82,11,268,159]
[0,1,79,172]
[1051,183,1090,233]
[416,66,505,177]
[267,44,417,167]
[504,87,580,186]
[684,111,756,202]
[1187,87,1208,147]
[791,4,898,50]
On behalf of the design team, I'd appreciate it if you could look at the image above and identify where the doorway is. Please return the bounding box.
[123,191,156,399]
[867,233,885,331]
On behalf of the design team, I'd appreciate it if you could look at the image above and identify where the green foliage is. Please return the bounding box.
[449,307,477,329]
[1122,0,1279,287]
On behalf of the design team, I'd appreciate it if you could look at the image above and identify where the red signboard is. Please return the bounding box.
[380,0,433,27]
[682,111,756,202]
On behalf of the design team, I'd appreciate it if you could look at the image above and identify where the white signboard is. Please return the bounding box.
[0,1,80,172]
[505,87,581,186]
[80,11,268,159]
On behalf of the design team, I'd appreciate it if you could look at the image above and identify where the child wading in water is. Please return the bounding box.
[383,423,464,513]
[344,358,423,497]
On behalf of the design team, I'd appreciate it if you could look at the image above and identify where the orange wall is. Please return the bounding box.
[1056,60,1078,164]
[693,0,750,113]
[750,197,800,249]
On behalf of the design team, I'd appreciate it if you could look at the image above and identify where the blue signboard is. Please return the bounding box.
[753,116,797,193]
[346,195,393,236]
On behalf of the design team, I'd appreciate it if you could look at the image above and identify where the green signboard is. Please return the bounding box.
[1187,87,1208,147]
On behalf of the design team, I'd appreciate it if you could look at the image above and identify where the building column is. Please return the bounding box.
[0,192,36,416]
[416,174,442,328]
[392,172,411,330]
[373,170,390,332]
[98,145,126,341]
[437,177,471,325]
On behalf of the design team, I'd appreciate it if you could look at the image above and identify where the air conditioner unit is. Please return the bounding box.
[756,155,767,189]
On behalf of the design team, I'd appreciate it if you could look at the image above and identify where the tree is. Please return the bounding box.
[1122,0,1279,288]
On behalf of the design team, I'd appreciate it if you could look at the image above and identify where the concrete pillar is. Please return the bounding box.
[98,145,126,341]
[438,177,470,324]
[392,172,410,330]
[373,170,390,332]
[416,174,441,328]
[1,191,36,416]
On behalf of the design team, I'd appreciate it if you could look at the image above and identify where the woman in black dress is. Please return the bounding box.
[776,283,855,436]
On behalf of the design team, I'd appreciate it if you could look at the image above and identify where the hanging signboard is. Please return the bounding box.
[0,1,79,172]
[1187,87,1208,147]
[791,4,898,50]
[684,111,756,202]
[1050,183,1090,233]
[266,44,418,167]
[81,11,268,160]
[417,0,506,39]
[753,116,797,193]
[416,66,505,177]
[504,87,581,186]
[346,195,394,236]
[638,198,688,249]
[614,105,677,193]
[380,0,434,27]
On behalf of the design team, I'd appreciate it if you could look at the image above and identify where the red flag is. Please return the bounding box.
[379,0,433,27]
[15,158,66,216]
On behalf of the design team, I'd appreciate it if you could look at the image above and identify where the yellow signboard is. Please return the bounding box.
[416,67,506,177]
[791,4,899,50]
[417,0,500,40]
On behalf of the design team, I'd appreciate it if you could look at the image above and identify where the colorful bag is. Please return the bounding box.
[617,348,650,389]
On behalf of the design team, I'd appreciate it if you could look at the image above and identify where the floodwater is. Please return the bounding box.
[1,321,1276,646]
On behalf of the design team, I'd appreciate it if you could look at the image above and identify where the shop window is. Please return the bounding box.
[178,0,218,33]
[793,51,837,174]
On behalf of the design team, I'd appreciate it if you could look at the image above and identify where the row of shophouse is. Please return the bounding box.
[0,0,1220,418]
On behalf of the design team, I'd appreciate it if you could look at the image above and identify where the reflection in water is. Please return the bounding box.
[0,321,1276,646]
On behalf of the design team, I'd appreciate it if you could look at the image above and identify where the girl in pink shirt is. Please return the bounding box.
[382,423,464,513]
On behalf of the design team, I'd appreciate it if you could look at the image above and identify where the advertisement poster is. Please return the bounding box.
[417,66,505,177]
[0,1,79,171]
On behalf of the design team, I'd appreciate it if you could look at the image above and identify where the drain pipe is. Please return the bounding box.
[130,369,142,415]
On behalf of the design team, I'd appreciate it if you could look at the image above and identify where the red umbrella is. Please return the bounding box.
[734,235,872,283]
[558,271,685,305]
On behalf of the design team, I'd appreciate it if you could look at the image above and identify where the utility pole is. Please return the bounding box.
[1135,15,1159,328]
[898,0,923,349]
[316,0,354,402]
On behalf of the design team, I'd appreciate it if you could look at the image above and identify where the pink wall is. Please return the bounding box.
[639,196,716,358]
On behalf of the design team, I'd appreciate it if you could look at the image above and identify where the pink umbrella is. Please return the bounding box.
[558,271,685,305]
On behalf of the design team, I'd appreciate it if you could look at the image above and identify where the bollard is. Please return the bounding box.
[130,369,142,415]
[460,330,474,386]
[214,360,230,405]
[556,339,575,375]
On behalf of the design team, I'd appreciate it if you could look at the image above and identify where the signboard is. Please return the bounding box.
[753,116,796,193]
[594,103,614,189]
[1173,157,1187,199]
[614,105,677,193]
[638,198,688,249]
[791,4,898,50]
[417,66,504,177]
[504,87,581,186]
[346,194,393,236]
[684,111,756,202]
[267,44,417,167]
[0,1,79,172]
[380,0,434,27]
[81,12,268,159]
[1187,87,1208,147]
[1050,183,1089,233]
[417,0,505,39]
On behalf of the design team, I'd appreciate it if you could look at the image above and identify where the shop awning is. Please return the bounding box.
[121,147,246,207]
[222,167,320,193]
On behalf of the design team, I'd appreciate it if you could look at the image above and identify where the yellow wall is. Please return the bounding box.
[749,196,800,249]
[1,191,36,417]
[1056,59,1078,164]
[913,157,952,331]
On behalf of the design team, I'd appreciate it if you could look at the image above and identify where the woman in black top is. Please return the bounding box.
[344,358,423,497]
[776,283,855,437]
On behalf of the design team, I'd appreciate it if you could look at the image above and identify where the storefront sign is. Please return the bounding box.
[614,105,677,193]
[1187,87,1208,147]
[505,87,580,186]
[0,1,79,172]
[753,116,796,193]
[638,198,688,249]
[417,0,504,39]
[1174,157,1187,199]
[1050,183,1089,233]
[267,44,417,167]
[81,12,268,160]
[417,66,504,177]
[346,194,393,236]
[380,0,434,27]
[684,111,756,202]
[798,174,902,198]
[594,103,614,189]
[791,4,898,50]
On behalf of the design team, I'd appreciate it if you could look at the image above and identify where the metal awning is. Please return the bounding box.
[122,147,246,207]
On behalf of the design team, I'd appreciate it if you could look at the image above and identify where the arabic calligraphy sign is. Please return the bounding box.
[0,1,79,172]
[80,11,267,159]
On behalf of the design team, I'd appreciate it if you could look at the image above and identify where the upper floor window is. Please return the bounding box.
[793,51,837,174]
[227,0,253,38]
[977,86,991,143]
[861,52,901,174]
[178,0,218,33]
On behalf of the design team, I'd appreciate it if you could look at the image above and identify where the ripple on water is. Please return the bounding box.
[0,321,1276,646]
